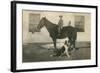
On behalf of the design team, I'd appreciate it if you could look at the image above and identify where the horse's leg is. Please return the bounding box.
[52,38,59,54]
[54,39,56,49]
[73,32,77,51]
[68,38,73,51]
[54,39,57,52]
[50,38,57,57]
[73,40,78,51]
[69,39,76,52]
[68,38,75,53]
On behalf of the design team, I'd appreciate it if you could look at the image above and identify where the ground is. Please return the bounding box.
[23,42,91,62]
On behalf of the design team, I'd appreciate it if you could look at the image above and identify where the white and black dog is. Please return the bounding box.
[50,39,72,58]
[56,40,71,58]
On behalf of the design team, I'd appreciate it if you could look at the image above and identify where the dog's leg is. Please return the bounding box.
[65,51,70,58]
[64,45,70,58]
[67,53,70,58]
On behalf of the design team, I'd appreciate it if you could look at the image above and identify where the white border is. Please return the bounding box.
[16,3,96,70]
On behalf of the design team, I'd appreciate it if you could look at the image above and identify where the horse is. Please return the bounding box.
[36,17,77,53]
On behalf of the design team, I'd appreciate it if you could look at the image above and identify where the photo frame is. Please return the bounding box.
[11,1,98,72]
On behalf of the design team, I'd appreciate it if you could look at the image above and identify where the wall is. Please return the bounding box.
[0,0,99,73]
[22,10,91,44]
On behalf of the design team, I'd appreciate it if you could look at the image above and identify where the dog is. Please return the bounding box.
[55,40,71,58]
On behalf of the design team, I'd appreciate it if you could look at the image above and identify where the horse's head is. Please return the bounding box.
[36,17,46,32]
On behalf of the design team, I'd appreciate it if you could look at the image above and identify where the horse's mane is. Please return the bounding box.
[44,17,75,29]
[44,17,57,27]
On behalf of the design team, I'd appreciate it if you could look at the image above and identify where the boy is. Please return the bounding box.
[58,15,63,35]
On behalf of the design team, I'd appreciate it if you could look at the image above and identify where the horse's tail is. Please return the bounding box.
[74,28,77,41]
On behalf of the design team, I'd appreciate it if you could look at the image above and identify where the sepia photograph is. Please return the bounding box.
[22,10,91,62]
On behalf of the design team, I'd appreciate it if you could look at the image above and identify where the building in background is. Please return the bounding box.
[22,10,91,44]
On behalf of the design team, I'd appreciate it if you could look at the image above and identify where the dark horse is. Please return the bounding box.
[37,17,77,52]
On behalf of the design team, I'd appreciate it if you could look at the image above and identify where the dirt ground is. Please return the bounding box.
[22,42,91,62]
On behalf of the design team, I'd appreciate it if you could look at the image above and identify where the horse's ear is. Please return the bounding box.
[42,16,46,19]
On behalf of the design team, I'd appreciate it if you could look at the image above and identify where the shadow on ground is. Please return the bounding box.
[23,42,91,62]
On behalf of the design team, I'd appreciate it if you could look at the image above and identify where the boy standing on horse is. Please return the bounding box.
[58,15,64,35]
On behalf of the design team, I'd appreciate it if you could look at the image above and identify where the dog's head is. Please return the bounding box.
[64,40,70,47]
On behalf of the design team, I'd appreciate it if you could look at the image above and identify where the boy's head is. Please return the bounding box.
[59,15,63,18]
